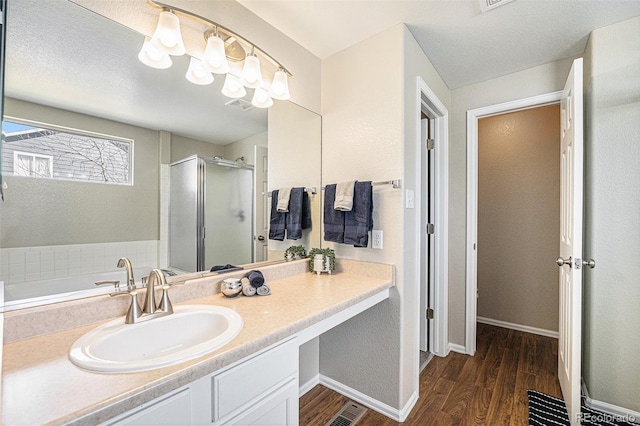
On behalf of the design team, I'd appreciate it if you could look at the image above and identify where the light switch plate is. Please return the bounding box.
[405,189,415,209]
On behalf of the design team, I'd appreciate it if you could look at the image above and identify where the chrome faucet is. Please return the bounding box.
[98,261,175,324]
[117,257,135,290]
[143,269,174,316]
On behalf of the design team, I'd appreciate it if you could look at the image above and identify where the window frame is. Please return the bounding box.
[2,116,134,186]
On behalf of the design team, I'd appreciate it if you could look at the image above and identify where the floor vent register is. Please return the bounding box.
[325,401,368,426]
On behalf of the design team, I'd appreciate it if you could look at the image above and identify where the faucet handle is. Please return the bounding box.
[109,289,142,324]
[158,285,174,314]
[95,280,121,290]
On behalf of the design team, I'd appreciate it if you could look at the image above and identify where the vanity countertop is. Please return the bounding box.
[2,261,393,425]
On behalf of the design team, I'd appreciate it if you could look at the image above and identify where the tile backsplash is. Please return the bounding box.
[0,240,159,284]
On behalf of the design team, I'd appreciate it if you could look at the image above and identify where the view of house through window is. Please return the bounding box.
[1,119,132,184]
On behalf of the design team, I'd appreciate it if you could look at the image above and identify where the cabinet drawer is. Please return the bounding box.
[103,388,191,426]
[212,339,297,421]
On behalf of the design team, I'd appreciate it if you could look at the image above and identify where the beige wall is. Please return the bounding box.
[477,105,560,332]
[449,57,576,345]
[320,24,451,411]
[170,134,224,164]
[583,16,640,413]
[224,131,267,167]
[1,98,159,247]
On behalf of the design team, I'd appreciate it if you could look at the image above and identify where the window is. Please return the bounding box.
[2,119,133,185]
[13,151,53,178]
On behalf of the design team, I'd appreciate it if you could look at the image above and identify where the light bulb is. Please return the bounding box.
[204,34,229,74]
[185,57,214,85]
[138,37,172,69]
[269,69,290,100]
[251,87,273,108]
[222,74,247,98]
[241,54,263,89]
[150,10,186,56]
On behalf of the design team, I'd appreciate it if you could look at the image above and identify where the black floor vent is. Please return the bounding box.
[325,401,368,426]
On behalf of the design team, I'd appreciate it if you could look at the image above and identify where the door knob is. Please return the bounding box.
[257,235,265,242]
[582,258,596,269]
[556,257,572,267]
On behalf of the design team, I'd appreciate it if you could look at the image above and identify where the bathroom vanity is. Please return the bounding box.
[1,259,393,425]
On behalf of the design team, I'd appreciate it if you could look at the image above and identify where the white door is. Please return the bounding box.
[557,58,583,425]
[254,145,268,262]
[420,117,435,353]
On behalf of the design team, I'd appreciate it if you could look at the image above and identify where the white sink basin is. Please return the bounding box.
[69,305,243,373]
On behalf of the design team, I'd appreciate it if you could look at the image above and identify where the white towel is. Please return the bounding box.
[334,181,355,211]
[241,278,256,296]
[277,187,292,212]
[256,283,271,296]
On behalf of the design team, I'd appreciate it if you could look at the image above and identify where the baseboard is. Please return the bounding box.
[318,375,418,422]
[477,316,559,339]
[448,343,467,354]
[299,374,320,397]
[581,378,640,422]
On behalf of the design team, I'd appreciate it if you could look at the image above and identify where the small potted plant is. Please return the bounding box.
[284,245,307,261]
[308,247,336,275]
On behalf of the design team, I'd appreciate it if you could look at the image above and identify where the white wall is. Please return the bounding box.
[583,16,640,413]
[449,57,576,345]
[319,23,451,414]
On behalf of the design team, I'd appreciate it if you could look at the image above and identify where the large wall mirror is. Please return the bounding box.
[0,0,321,310]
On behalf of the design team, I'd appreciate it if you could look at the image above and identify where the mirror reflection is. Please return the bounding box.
[0,0,321,310]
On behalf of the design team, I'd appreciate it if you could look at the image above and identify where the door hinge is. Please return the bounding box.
[426,223,434,235]
[426,308,434,319]
[426,138,435,150]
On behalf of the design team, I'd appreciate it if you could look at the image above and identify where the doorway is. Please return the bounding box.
[415,76,449,366]
[465,92,563,354]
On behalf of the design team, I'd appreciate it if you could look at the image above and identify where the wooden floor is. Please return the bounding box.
[299,323,563,425]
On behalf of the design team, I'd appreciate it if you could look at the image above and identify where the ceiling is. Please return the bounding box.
[236,0,640,89]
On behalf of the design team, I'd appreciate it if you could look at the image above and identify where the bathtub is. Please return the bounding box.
[3,267,154,312]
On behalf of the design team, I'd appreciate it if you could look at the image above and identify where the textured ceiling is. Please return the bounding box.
[236,0,640,89]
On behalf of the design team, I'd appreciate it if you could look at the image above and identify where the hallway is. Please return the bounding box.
[300,323,562,425]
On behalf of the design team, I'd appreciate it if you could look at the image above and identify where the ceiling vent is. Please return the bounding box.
[325,401,367,426]
[478,0,515,13]
[225,98,254,112]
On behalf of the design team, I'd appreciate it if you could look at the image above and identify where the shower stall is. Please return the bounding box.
[169,155,254,272]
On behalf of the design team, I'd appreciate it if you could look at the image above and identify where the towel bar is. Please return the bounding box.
[321,179,401,190]
[263,187,317,197]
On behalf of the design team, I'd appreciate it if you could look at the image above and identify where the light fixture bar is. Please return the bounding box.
[148,0,292,77]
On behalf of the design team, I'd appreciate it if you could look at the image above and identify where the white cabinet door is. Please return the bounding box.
[226,379,299,426]
[104,388,191,426]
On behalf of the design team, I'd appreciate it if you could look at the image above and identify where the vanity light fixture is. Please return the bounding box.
[185,57,214,85]
[252,87,274,109]
[139,1,292,108]
[138,37,173,69]
[149,10,186,56]
[240,47,263,89]
[221,74,247,99]
[203,28,230,74]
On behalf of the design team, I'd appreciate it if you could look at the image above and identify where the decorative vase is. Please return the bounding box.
[313,254,332,275]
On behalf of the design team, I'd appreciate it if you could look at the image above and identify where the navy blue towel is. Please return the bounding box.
[268,189,286,241]
[286,187,304,240]
[302,191,312,230]
[323,184,345,243]
[344,181,373,247]
[247,270,265,289]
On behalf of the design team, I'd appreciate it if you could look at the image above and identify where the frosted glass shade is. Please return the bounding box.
[204,35,229,74]
[251,88,274,109]
[269,70,290,100]
[150,11,186,56]
[185,57,214,85]
[138,37,172,69]
[240,54,263,89]
[222,74,247,99]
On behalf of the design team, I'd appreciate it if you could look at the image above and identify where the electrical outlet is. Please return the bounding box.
[372,230,383,249]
